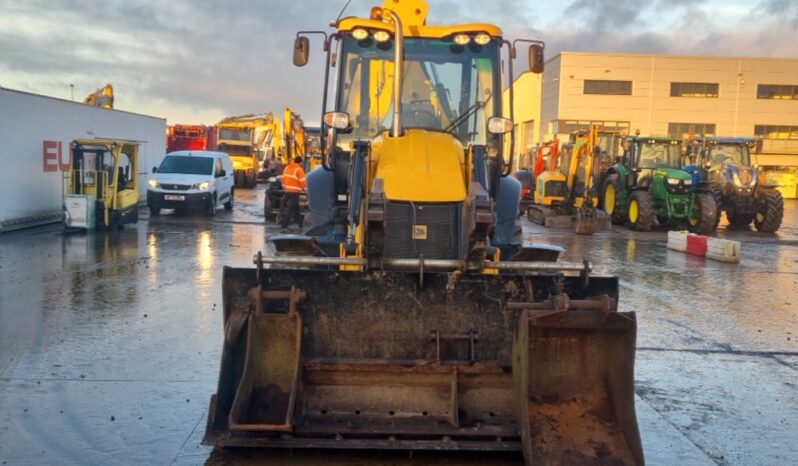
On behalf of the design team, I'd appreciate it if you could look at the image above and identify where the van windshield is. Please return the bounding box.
[158,156,214,175]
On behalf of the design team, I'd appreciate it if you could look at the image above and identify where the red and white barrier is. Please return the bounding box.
[666,231,741,263]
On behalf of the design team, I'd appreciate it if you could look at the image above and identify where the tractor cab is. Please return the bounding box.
[63,139,140,230]
[623,136,685,188]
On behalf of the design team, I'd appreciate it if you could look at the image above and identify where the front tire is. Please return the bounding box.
[602,174,625,225]
[628,190,655,231]
[754,188,784,233]
[207,194,217,217]
[263,192,276,221]
[224,189,234,211]
[689,193,717,234]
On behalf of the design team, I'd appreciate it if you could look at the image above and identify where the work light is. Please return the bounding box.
[373,30,390,42]
[453,33,471,45]
[474,33,491,45]
[352,28,369,40]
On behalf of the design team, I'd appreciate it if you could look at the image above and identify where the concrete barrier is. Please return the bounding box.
[666,231,740,263]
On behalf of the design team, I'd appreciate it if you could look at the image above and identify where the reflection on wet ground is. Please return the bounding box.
[0,188,795,466]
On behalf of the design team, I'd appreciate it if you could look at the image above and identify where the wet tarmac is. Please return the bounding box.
[0,187,796,466]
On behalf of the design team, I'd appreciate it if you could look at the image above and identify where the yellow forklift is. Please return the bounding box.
[63,139,140,231]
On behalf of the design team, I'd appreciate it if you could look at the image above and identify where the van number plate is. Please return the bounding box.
[164,195,185,201]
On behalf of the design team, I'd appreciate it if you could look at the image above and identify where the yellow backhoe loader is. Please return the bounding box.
[263,108,310,221]
[84,83,114,108]
[204,2,642,465]
[528,126,609,234]
[62,139,139,230]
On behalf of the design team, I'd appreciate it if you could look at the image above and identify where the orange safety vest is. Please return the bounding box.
[281,162,306,193]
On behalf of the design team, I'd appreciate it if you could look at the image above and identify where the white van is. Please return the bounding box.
[147,151,234,216]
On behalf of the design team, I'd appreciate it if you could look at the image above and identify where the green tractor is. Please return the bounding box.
[601,136,717,233]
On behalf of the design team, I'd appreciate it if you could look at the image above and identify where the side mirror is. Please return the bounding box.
[218,169,226,178]
[487,117,513,135]
[152,166,158,173]
[324,111,350,130]
[293,36,309,67]
[529,44,544,74]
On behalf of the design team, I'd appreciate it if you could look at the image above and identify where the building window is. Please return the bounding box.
[584,80,633,96]
[668,123,716,137]
[670,82,719,98]
[757,84,798,100]
[754,125,798,140]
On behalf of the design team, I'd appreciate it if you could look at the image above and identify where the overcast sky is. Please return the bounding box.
[1,0,796,125]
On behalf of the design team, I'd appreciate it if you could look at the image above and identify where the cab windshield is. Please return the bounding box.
[707,144,750,167]
[637,142,682,169]
[158,156,214,175]
[336,35,501,147]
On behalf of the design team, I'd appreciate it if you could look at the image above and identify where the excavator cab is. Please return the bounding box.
[205,1,642,464]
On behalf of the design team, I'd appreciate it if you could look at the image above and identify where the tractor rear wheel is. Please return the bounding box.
[754,188,784,233]
[602,174,625,224]
[628,190,655,231]
[689,193,717,234]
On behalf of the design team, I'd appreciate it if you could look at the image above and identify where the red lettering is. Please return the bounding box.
[58,142,71,171]
[43,140,58,172]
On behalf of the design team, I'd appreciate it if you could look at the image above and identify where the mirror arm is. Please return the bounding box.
[501,40,514,177]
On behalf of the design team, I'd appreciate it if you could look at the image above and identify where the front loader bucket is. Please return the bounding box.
[205,264,641,466]
[514,306,643,465]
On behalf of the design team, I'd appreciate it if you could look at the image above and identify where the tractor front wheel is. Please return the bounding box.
[628,190,655,231]
[689,193,717,234]
[754,188,784,233]
[602,174,625,225]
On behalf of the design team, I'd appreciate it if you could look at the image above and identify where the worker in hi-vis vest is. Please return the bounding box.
[280,155,306,230]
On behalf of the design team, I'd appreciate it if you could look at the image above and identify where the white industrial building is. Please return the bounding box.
[0,87,166,232]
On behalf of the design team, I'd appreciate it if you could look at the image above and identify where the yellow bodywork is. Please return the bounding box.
[534,171,567,205]
[370,129,467,202]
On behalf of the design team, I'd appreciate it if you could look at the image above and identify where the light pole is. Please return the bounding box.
[70,84,74,101]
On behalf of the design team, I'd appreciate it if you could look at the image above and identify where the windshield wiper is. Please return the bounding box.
[444,101,484,134]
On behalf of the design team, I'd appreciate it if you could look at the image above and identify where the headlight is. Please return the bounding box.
[372,30,390,43]
[352,28,369,40]
[683,179,692,185]
[453,33,471,45]
[193,181,211,190]
[148,179,159,188]
[474,33,491,45]
[667,178,680,185]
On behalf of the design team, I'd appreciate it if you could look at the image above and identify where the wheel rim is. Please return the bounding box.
[605,184,615,214]
[629,199,639,223]
[689,200,699,226]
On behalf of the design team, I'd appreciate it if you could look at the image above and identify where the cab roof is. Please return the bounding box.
[165,150,229,159]
[337,17,502,38]
[337,0,501,38]
[693,136,756,144]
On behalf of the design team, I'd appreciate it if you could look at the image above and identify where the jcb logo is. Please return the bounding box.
[42,140,71,172]
[412,225,428,240]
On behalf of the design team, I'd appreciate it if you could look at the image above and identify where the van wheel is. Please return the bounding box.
[207,195,217,217]
[224,189,234,211]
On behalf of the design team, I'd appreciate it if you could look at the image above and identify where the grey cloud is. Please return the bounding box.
[1,0,796,124]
